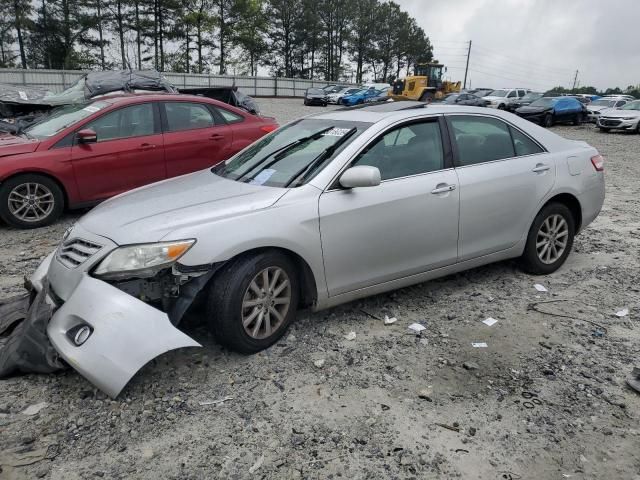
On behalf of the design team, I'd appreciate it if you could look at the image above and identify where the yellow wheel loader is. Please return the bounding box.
[389,63,461,102]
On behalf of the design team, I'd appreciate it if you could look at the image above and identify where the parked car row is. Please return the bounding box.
[0,94,278,228]
[304,84,391,107]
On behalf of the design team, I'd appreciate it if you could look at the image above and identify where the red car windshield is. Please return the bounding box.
[25,101,109,139]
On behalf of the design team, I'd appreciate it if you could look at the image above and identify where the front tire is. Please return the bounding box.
[543,114,553,128]
[419,91,434,102]
[520,203,575,275]
[0,174,64,229]
[572,113,581,126]
[206,251,299,354]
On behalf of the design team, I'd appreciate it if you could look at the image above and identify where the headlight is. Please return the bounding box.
[94,240,195,279]
[621,117,636,120]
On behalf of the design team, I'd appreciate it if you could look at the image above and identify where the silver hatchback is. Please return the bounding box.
[23,102,605,397]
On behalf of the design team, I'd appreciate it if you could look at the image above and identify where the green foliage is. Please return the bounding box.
[6,0,433,81]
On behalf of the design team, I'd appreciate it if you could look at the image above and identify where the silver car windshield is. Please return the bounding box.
[620,100,640,111]
[213,119,371,187]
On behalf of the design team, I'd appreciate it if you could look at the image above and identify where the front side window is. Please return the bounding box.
[448,115,515,166]
[507,91,517,98]
[352,121,444,180]
[85,103,155,142]
[164,102,215,132]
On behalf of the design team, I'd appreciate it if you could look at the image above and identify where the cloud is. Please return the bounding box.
[396,0,640,91]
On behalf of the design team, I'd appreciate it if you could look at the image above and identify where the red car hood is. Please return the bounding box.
[0,134,40,157]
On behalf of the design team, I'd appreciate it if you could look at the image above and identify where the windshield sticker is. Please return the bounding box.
[83,106,101,113]
[322,127,352,137]
[18,91,28,100]
[249,169,276,185]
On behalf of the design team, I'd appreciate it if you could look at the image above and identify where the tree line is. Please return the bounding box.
[0,0,434,83]
[549,85,640,99]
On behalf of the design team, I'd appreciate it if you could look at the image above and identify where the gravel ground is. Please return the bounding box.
[0,99,639,480]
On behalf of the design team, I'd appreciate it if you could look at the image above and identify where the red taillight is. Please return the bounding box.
[591,154,604,172]
[261,124,278,133]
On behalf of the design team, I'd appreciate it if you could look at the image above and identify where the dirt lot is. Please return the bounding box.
[1,99,639,480]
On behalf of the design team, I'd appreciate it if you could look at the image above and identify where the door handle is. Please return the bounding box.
[431,184,457,194]
[532,164,550,173]
[140,143,156,150]
[209,133,225,140]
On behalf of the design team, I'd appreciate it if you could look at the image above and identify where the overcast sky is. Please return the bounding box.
[396,0,639,91]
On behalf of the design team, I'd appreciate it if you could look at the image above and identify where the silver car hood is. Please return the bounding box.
[79,169,288,245]
[588,105,613,113]
[599,109,640,118]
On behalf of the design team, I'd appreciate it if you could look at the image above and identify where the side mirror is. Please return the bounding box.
[77,129,97,144]
[339,166,381,189]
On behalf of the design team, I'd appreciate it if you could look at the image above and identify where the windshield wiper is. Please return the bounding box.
[236,126,335,183]
[284,127,357,188]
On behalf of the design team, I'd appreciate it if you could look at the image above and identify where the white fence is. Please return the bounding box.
[0,68,341,97]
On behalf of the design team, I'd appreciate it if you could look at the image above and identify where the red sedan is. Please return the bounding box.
[0,94,278,228]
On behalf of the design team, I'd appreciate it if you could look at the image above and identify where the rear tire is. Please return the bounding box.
[0,174,64,229]
[206,251,299,354]
[519,202,575,275]
[497,104,506,110]
[543,114,554,128]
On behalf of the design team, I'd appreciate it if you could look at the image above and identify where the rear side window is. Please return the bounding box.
[352,120,444,180]
[164,102,215,132]
[216,108,244,123]
[510,127,544,156]
[448,116,515,166]
[86,103,155,142]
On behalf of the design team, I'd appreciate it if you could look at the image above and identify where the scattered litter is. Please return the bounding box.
[434,422,460,433]
[408,323,426,333]
[384,315,397,325]
[313,359,325,368]
[418,388,433,401]
[249,454,264,474]
[471,342,488,348]
[482,317,498,327]
[534,284,548,292]
[592,328,605,338]
[562,475,572,478]
[344,331,356,341]
[21,402,48,416]
[199,396,233,406]
[616,308,629,317]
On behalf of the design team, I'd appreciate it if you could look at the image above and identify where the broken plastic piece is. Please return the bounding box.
[471,342,488,348]
[534,284,548,292]
[199,396,234,406]
[21,402,48,416]
[408,323,426,333]
[616,308,629,317]
[482,317,498,327]
[344,331,356,341]
[384,315,397,325]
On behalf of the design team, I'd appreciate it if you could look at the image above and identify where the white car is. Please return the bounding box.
[596,99,640,132]
[483,88,530,109]
[586,97,630,122]
[327,87,362,104]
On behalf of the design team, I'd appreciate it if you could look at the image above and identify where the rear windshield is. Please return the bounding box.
[213,118,371,188]
[25,101,109,139]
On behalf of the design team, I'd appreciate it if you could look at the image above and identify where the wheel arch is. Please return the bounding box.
[215,246,318,309]
[0,171,69,210]
[542,192,582,231]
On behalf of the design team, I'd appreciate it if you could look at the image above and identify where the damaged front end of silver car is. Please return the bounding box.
[0,225,216,398]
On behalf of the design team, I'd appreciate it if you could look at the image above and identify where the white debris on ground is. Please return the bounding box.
[0,100,638,479]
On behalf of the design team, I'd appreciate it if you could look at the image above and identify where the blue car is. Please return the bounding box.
[515,96,585,127]
[341,87,387,106]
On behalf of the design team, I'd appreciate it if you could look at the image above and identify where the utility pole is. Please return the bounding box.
[463,40,472,89]
[572,70,579,91]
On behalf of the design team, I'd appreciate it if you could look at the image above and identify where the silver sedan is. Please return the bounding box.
[18,102,605,397]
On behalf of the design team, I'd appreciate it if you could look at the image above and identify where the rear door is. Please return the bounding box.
[447,114,555,261]
[71,102,165,202]
[161,101,234,177]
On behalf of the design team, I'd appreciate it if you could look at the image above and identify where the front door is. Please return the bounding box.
[319,118,460,296]
[446,114,556,261]
[161,101,234,177]
[71,102,166,202]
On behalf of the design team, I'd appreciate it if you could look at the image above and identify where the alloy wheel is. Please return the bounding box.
[536,214,569,264]
[7,182,55,223]
[241,266,291,339]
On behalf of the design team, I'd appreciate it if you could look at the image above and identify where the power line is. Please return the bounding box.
[469,54,574,84]
[466,67,558,90]
[472,44,575,76]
